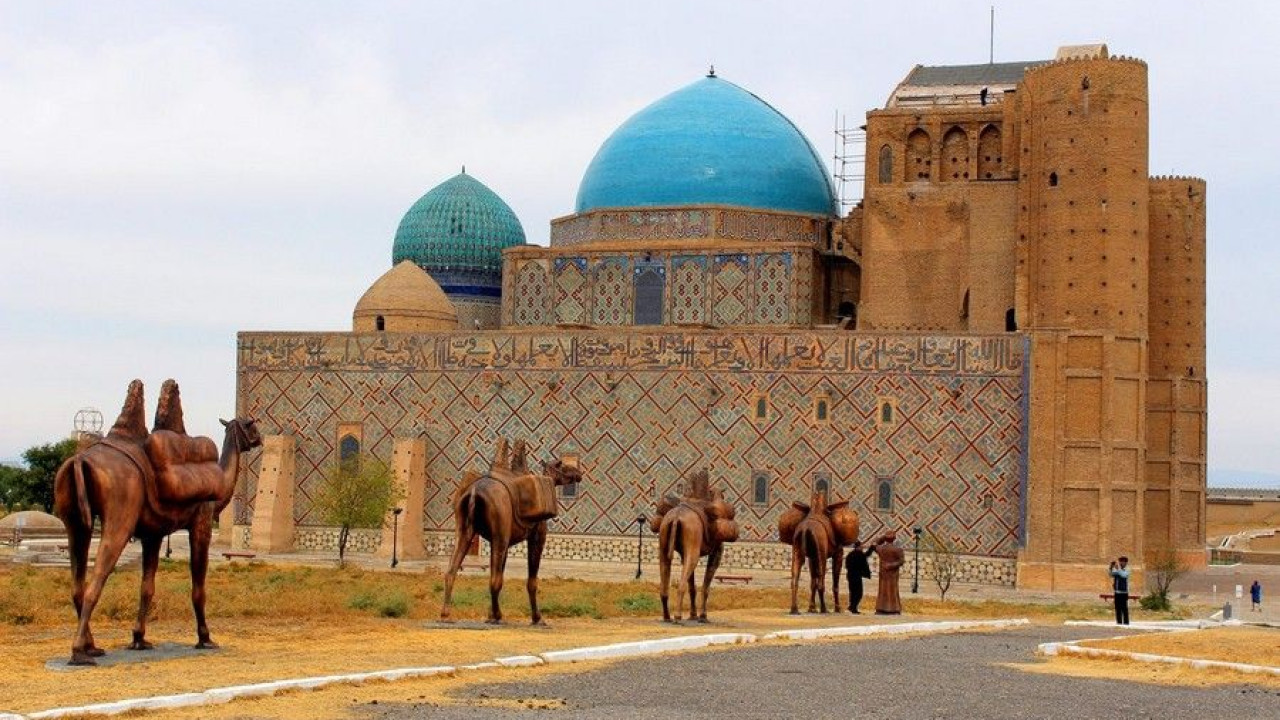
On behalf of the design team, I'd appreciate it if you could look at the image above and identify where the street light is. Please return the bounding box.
[635,515,646,579]
[911,527,922,594]
[391,507,404,569]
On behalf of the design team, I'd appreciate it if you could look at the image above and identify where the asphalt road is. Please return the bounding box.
[362,625,1277,720]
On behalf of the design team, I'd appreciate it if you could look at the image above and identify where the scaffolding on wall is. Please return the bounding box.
[833,112,865,216]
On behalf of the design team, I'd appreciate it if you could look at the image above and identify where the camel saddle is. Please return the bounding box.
[143,429,222,504]
[459,468,558,525]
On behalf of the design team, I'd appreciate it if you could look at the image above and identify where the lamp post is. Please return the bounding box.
[635,515,646,579]
[165,533,172,560]
[911,527,922,594]
[391,507,404,569]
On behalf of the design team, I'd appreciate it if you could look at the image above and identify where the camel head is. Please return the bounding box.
[543,457,583,487]
[220,417,264,452]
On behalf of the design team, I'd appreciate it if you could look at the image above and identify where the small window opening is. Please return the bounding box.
[339,434,360,468]
[876,477,894,512]
[754,395,769,420]
[752,471,770,505]
[879,400,894,425]
[375,315,385,331]
[815,397,829,422]
[1005,308,1017,332]
[560,481,579,499]
[961,289,970,320]
[1049,172,1059,187]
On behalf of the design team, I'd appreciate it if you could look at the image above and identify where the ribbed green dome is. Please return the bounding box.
[392,172,526,298]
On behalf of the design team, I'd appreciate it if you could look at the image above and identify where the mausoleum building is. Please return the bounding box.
[232,43,1207,590]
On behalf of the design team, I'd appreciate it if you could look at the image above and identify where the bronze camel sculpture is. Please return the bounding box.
[779,492,859,615]
[655,469,738,623]
[53,379,262,665]
[439,440,583,625]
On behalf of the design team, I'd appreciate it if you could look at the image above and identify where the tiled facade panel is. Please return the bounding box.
[237,332,1027,558]
[508,251,810,328]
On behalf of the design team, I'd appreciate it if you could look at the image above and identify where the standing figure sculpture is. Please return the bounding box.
[53,379,263,665]
[872,532,905,615]
[440,439,583,625]
[845,539,874,614]
[778,493,859,615]
[653,469,739,623]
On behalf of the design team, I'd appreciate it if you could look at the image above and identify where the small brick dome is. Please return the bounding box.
[353,261,458,332]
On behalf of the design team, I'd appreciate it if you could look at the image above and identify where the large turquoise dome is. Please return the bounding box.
[392,172,526,299]
[575,76,837,217]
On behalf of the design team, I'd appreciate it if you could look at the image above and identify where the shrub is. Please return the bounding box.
[347,591,377,611]
[540,600,602,619]
[617,593,659,613]
[378,591,411,618]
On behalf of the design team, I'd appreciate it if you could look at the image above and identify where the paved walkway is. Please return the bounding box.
[362,625,1278,719]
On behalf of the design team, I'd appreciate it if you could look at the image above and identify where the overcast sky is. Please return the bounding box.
[2,1,1276,485]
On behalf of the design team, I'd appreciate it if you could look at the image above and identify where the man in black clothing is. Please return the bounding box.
[1109,556,1131,625]
[845,540,874,614]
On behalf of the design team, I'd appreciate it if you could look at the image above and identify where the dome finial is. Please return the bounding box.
[707,64,716,78]
[461,164,466,174]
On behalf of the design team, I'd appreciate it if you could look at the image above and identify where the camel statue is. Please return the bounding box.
[653,469,739,623]
[439,439,583,625]
[779,492,859,614]
[53,379,262,665]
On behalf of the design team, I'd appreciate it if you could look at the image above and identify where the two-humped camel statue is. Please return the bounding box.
[439,439,583,625]
[651,469,739,623]
[53,379,262,665]
[778,492,860,614]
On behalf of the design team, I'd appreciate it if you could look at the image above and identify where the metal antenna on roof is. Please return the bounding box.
[989,6,995,64]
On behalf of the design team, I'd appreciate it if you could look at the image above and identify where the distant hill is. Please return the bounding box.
[1208,469,1280,490]
[0,458,24,469]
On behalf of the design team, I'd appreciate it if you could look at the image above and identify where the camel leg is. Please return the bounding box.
[66,519,103,657]
[816,548,828,614]
[789,544,804,615]
[526,524,546,626]
[440,522,475,622]
[486,536,509,624]
[190,518,218,649]
[678,546,698,622]
[831,549,844,613]
[658,527,674,623]
[129,536,162,650]
[70,519,132,665]
[698,544,723,623]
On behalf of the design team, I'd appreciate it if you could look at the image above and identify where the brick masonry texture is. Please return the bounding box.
[236,330,1027,560]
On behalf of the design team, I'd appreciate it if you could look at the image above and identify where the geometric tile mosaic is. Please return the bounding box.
[237,331,1026,558]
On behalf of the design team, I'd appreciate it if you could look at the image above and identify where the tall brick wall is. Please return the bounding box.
[1146,177,1208,565]
[235,330,1027,560]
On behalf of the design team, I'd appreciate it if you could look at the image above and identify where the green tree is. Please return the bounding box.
[312,454,399,565]
[1140,547,1188,612]
[0,439,78,512]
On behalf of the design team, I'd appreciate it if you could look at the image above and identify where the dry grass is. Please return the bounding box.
[1015,626,1280,690]
[0,561,1146,630]
[1080,626,1280,666]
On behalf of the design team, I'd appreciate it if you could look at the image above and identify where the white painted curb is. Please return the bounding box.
[540,633,757,664]
[495,655,544,667]
[1063,620,1209,631]
[762,618,1029,641]
[23,665,456,719]
[1039,642,1280,677]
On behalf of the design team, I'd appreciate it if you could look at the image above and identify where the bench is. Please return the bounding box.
[222,551,257,561]
[715,575,753,585]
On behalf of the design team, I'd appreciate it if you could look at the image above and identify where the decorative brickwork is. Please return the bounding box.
[711,255,750,326]
[754,254,791,324]
[550,206,827,247]
[237,331,1026,559]
[592,257,630,325]
[552,258,589,325]
[670,256,708,325]
[512,261,548,325]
